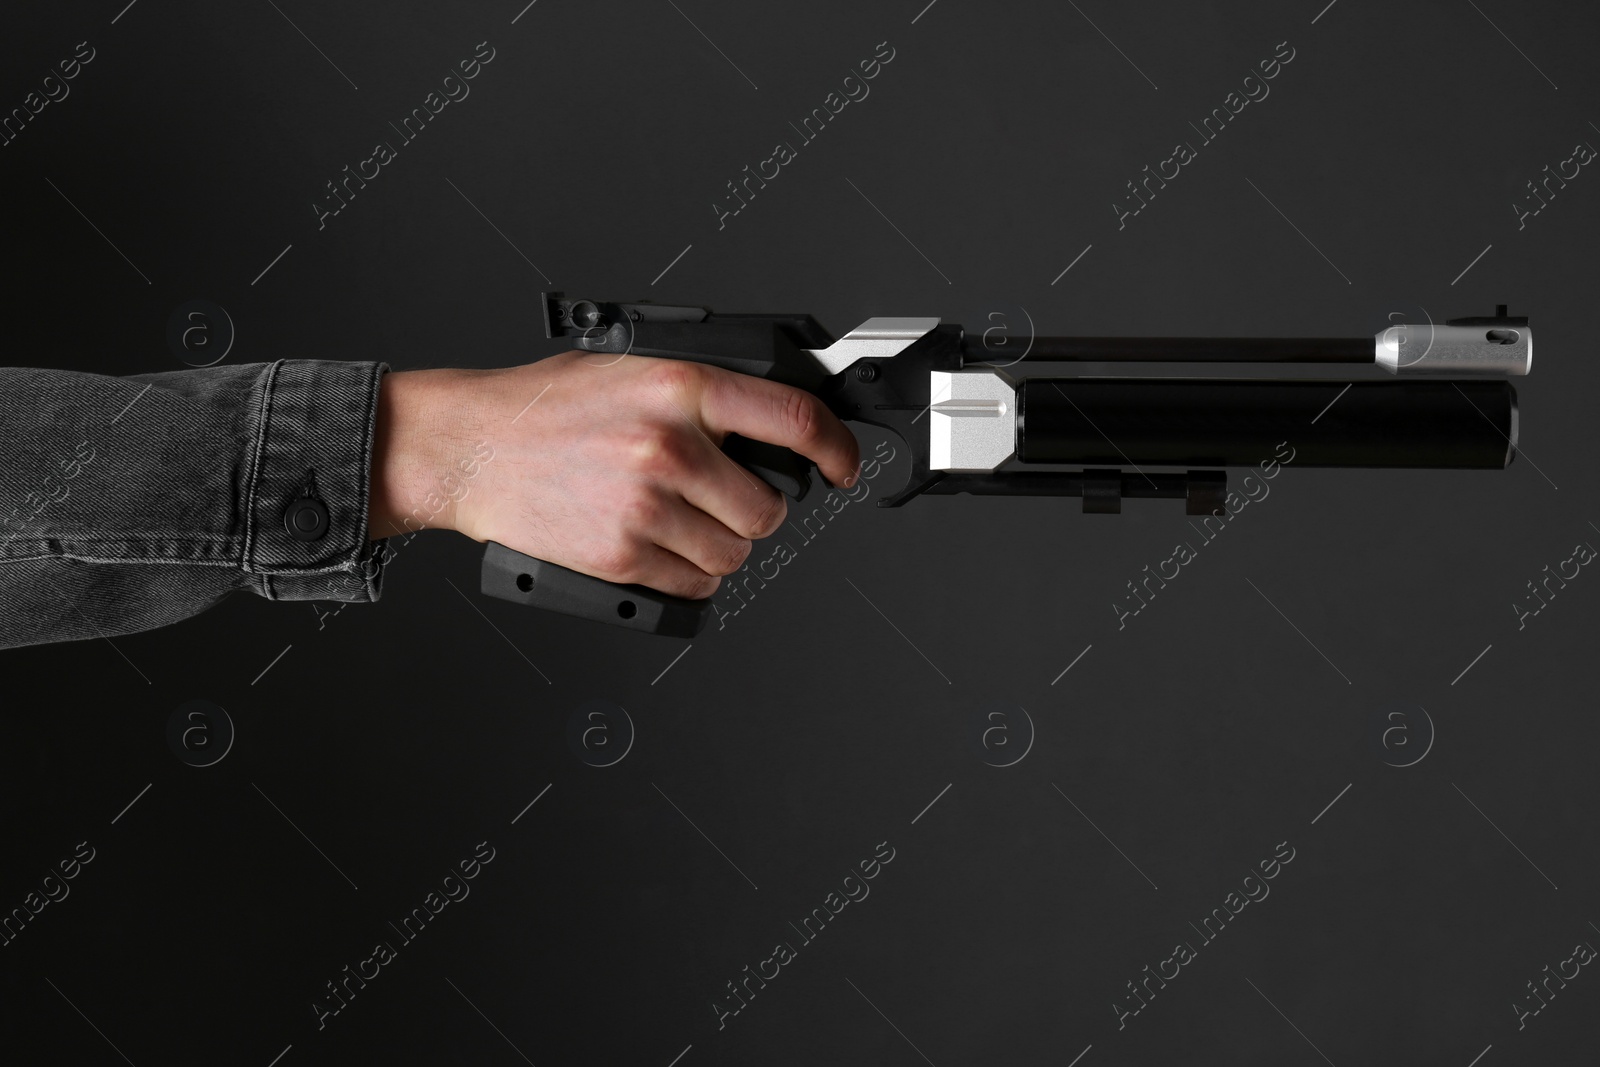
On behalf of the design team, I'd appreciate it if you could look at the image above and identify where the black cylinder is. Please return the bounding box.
[1017,378,1516,468]
[964,336,1374,364]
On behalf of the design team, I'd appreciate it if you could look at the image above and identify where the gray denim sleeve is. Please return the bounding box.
[0,359,391,649]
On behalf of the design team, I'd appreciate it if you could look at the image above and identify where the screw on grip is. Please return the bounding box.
[481,542,714,638]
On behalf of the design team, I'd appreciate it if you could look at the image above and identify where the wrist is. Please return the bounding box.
[368,368,473,541]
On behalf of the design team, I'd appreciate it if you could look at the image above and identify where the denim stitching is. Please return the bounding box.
[241,359,282,588]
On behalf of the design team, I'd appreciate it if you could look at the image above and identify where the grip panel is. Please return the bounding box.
[480,542,712,638]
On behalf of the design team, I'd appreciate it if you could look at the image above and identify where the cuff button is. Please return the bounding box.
[284,496,330,541]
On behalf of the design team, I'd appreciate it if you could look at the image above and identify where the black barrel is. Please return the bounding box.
[969,336,1374,364]
[1017,379,1516,468]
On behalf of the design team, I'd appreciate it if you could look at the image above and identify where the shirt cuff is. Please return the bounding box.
[242,359,391,602]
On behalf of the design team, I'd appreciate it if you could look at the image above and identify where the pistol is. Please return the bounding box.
[481,293,1531,638]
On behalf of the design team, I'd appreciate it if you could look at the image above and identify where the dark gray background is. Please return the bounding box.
[2,0,1596,1064]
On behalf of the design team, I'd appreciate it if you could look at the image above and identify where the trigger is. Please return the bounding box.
[722,434,814,500]
[747,460,811,501]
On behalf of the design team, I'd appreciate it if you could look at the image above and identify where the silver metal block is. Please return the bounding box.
[928,369,1017,471]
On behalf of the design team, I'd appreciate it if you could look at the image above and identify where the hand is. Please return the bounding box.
[368,354,861,599]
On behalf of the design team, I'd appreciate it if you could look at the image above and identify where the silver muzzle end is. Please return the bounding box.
[1375,323,1531,376]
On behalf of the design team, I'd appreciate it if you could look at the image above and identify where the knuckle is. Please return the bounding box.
[586,540,646,584]
[747,491,787,539]
[779,389,822,446]
[625,425,690,476]
[647,359,703,398]
[619,488,664,531]
[710,536,753,576]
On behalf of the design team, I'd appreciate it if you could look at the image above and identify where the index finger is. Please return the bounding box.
[695,370,861,488]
